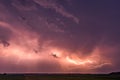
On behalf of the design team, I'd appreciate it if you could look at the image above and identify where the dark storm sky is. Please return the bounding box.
[0,0,120,73]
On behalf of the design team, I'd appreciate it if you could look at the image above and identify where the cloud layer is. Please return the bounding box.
[0,0,120,73]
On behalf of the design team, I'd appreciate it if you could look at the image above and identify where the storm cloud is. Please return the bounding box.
[0,0,120,73]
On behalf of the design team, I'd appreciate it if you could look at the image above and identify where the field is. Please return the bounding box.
[0,73,120,80]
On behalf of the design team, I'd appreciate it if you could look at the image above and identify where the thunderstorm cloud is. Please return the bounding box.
[0,0,120,73]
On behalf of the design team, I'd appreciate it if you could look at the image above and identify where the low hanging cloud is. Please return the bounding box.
[0,0,119,73]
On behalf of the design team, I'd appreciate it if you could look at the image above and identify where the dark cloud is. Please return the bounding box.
[0,0,120,73]
[0,26,13,47]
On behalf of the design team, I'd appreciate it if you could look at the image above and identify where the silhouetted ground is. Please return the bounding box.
[0,73,120,80]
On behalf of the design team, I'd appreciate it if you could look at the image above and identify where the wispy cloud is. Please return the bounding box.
[33,0,79,23]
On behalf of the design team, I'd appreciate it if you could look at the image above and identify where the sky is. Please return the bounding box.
[0,0,120,73]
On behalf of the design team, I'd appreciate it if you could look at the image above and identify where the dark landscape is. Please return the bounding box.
[0,72,120,80]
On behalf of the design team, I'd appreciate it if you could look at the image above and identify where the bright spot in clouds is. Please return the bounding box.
[66,56,93,65]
